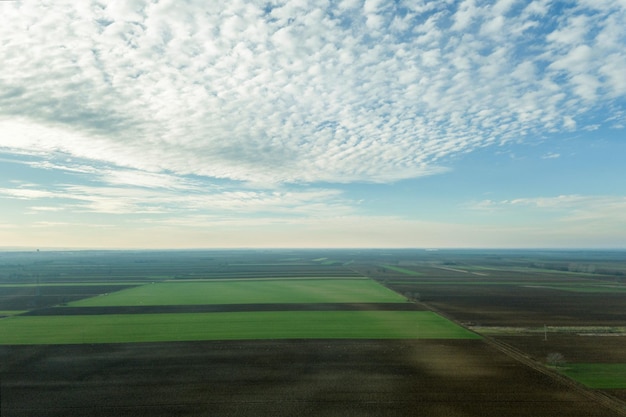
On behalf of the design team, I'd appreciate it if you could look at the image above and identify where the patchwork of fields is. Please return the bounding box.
[68,278,408,306]
[2,249,626,417]
[0,278,477,344]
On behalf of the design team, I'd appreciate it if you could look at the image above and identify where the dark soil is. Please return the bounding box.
[495,334,626,363]
[22,302,424,316]
[0,285,136,311]
[385,275,626,408]
[1,339,623,417]
[412,285,626,327]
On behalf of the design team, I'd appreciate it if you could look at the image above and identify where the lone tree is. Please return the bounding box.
[547,352,566,369]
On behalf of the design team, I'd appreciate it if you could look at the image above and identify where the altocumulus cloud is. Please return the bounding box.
[0,0,625,185]
[469,195,626,225]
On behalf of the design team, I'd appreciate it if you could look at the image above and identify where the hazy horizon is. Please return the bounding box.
[2,246,625,253]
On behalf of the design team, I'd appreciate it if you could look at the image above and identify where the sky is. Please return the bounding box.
[0,0,625,249]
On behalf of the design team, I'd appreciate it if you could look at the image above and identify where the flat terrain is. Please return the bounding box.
[0,284,137,311]
[1,340,620,417]
[68,278,407,306]
[1,249,626,416]
[0,311,478,344]
[357,249,626,408]
[561,364,626,389]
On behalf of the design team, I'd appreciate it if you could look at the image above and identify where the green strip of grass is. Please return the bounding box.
[387,280,504,285]
[0,311,479,344]
[68,279,407,307]
[385,282,626,293]
[0,311,26,316]
[226,263,311,266]
[0,283,146,287]
[525,285,626,293]
[380,265,423,276]
[387,280,542,286]
[561,364,626,388]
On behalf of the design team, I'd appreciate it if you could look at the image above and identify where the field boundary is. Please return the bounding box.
[421,301,626,416]
[22,302,423,316]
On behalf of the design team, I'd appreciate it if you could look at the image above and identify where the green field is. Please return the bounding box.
[0,311,479,344]
[69,279,407,307]
[524,285,626,293]
[0,283,146,287]
[0,311,26,316]
[0,276,481,344]
[385,281,626,293]
[561,364,626,388]
[380,265,423,276]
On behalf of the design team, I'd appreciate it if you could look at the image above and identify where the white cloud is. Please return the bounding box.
[0,0,624,189]
[452,0,479,31]
[470,195,626,225]
[0,187,57,200]
[28,206,65,212]
[0,181,353,216]
[563,116,577,130]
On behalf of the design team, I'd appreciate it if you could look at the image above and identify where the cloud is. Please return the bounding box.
[470,194,626,224]
[28,206,65,213]
[0,187,57,200]
[0,1,625,188]
[0,181,353,216]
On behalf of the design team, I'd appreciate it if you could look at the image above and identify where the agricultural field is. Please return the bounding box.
[561,364,626,389]
[0,311,477,344]
[1,249,626,416]
[354,249,626,410]
[67,278,408,307]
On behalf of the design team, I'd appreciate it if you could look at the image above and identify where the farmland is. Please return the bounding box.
[0,311,478,344]
[67,278,408,306]
[561,364,626,389]
[1,249,626,416]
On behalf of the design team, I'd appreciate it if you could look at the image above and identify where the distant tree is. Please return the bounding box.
[403,292,420,302]
[547,352,565,369]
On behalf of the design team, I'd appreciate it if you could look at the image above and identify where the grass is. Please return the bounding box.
[68,279,407,307]
[524,285,626,293]
[0,283,146,287]
[226,263,311,266]
[387,280,513,285]
[0,311,26,316]
[0,311,480,344]
[561,364,626,388]
[471,325,626,336]
[385,281,626,293]
[380,265,423,276]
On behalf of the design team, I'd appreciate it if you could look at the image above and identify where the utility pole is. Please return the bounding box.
[544,324,548,341]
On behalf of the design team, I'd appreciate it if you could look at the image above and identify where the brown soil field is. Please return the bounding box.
[495,334,626,363]
[380,274,626,410]
[21,302,425,316]
[494,335,626,404]
[0,285,136,311]
[1,339,623,417]
[612,391,626,402]
[385,276,626,409]
[410,285,626,327]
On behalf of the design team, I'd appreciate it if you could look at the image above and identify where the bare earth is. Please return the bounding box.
[1,339,623,417]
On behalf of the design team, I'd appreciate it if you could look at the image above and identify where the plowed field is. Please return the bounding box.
[1,339,622,417]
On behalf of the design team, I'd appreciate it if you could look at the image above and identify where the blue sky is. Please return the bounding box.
[0,0,625,249]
